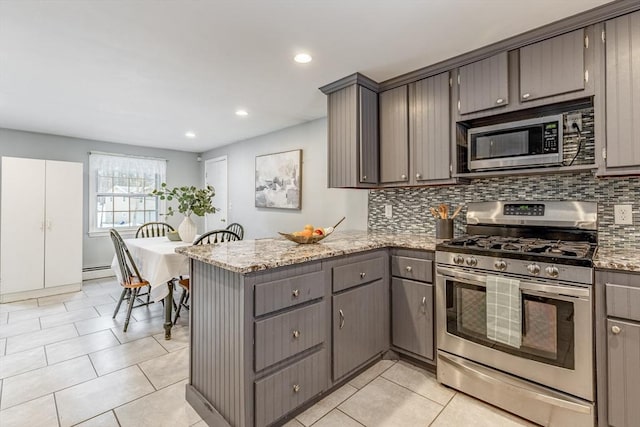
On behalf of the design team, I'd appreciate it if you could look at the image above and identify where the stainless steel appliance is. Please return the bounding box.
[435,201,597,426]
[468,114,563,171]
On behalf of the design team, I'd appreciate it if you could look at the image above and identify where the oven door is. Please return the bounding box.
[436,265,593,401]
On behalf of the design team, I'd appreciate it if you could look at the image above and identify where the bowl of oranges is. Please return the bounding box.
[279,217,345,244]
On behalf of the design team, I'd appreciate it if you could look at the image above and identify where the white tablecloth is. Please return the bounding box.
[111,237,191,302]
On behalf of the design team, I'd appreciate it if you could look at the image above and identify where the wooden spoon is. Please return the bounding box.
[451,205,463,219]
[439,204,448,219]
[429,207,440,218]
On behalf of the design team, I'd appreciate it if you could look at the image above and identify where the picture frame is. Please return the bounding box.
[255,149,302,209]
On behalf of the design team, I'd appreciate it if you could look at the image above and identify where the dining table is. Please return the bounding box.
[110,236,192,340]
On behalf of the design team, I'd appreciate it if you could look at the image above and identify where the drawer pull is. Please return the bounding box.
[292,330,301,339]
[292,289,300,298]
[611,325,622,335]
[496,98,504,104]
[405,266,413,272]
[360,272,366,279]
[522,93,531,99]
[339,309,345,329]
[293,384,300,393]
[401,174,407,180]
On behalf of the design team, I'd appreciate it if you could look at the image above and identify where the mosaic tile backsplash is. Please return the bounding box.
[368,172,640,250]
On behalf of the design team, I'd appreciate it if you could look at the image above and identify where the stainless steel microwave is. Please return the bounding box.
[467,114,563,171]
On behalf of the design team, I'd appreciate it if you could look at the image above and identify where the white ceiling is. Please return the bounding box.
[0,0,614,153]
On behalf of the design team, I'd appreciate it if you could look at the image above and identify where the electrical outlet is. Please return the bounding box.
[566,113,582,133]
[385,204,393,218]
[614,204,633,225]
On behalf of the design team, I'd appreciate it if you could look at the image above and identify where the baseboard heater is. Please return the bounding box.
[82,265,115,280]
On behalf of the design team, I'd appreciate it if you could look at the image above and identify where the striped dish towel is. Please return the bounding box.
[486,275,521,348]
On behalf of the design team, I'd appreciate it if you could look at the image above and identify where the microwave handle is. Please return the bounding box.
[436,266,590,298]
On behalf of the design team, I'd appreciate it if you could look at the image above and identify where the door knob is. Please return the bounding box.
[292,330,301,339]
[292,289,300,298]
[292,384,301,393]
[405,266,413,272]
[611,325,622,335]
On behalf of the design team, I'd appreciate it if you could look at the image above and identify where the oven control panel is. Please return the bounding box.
[503,203,545,216]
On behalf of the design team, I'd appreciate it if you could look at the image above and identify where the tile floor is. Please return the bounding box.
[0,278,536,427]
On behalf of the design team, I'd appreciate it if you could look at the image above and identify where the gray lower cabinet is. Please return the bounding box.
[379,85,409,184]
[595,269,640,427]
[458,52,509,115]
[519,29,585,102]
[603,11,640,172]
[333,279,387,380]
[325,77,379,188]
[390,250,435,362]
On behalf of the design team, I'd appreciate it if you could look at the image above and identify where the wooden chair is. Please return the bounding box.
[173,229,241,324]
[225,222,244,240]
[135,222,174,238]
[110,228,153,332]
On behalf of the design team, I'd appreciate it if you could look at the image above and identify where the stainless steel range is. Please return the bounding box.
[435,201,597,427]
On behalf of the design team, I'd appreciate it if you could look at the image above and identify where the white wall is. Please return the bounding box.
[201,118,368,239]
[0,128,201,269]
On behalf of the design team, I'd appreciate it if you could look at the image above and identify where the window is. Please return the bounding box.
[89,153,166,235]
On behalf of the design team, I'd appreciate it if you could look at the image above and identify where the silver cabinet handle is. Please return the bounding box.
[362,175,367,181]
[416,173,422,179]
[405,266,412,272]
[401,174,407,180]
[522,93,531,99]
[293,384,300,393]
[496,98,504,104]
[292,289,299,298]
[360,272,366,279]
[611,325,622,335]
[339,309,345,329]
[292,330,300,339]
[422,296,426,305]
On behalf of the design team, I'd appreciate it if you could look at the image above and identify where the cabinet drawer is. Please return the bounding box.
[606,283,640,322]
[391,256,432,283]
[254,270,325,316]
[333,257,384,292]
[255,349,327,427]
[255,302,325,372]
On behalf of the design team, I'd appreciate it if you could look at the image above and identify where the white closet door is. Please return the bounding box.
[44,160,83,288]
[1,157,46,294]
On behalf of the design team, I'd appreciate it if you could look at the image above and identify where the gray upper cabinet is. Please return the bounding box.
[519,29,586,102]
[326,81,379,187]
[458,52,509,114]
[379,85,409,183]
[604,11,640,170]
[410,73,451,183]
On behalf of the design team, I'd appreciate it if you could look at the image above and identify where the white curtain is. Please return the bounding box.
[89,153,166,181]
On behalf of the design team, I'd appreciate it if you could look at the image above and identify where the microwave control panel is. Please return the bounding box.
[543,122,559,153]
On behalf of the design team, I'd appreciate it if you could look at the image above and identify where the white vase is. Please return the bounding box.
[178,215,197,243]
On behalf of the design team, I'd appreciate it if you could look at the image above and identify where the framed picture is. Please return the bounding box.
[255,149,302,209]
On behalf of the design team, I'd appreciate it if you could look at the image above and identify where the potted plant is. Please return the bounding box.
[151,184,217,242]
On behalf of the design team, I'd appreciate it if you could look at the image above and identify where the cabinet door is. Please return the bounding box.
[333,280,386,380]
[607,319,640,427]
[519,29,585,102]
[410,73,450,182]
[458,52,508,114]
[379,86,409,183]
[327,84,378,187]
[44,161,83,288]
[359,86,379,184]
[392,278,433,360]
[605,11,640,168]
[0,157,46,294]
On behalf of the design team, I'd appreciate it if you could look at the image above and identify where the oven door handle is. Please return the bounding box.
[437,266,486,285]
[436,266,590,298]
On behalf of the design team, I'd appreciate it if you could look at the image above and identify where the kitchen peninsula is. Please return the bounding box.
[176,231,437,427]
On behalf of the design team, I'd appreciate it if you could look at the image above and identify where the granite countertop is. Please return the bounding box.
[175,230,438,274]
[593,247,640,273]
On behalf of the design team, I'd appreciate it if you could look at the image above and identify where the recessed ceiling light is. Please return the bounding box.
[235,109,249,117]
[294,53,312,64]
[185,131,196,138]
